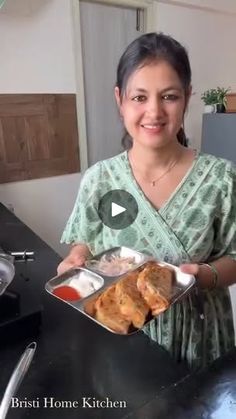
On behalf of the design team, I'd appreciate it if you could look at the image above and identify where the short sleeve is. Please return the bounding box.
[60,163,103,254]
[211,161,236,261]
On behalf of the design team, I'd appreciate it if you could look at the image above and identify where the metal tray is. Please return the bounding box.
[45,267,104,304]
[85,246,149,277]
[45,248,195,335]
[154,261,195,303]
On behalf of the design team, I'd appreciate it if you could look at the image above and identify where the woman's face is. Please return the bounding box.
[115,60,190,150]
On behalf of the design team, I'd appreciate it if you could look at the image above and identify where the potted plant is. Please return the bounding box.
[201,87,231,113]
[215,86,231,112]
[201,89,219,113]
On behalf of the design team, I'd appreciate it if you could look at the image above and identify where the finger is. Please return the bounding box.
[74,257,86,266]
[179,263,199,276]
[57,257,86,275]
[57,261,72,275]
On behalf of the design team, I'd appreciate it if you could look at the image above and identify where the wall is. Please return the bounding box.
[0,0,76,93]
[160,0,236,14]
[0,0,79,256]
[155,1,236,149]
[0,173,81,256]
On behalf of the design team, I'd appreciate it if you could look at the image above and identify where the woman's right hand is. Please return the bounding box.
[57,244,91,275]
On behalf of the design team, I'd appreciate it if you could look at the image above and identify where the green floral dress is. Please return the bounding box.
[61,151,236,369]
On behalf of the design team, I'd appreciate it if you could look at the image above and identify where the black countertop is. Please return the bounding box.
[128,348,236,419]
[0,203,235,419]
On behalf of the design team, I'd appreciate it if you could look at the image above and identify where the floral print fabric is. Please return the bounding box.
[62,151,236,369]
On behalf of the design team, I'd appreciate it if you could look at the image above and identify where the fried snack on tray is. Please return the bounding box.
[83,294,98,317]
[137,263,173,316]
[84,285,131,334]
[115,271,149,328]
[84,261,173,334]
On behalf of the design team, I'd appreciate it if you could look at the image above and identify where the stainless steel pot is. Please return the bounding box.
[0,249,35,296]
[0,257,15,296]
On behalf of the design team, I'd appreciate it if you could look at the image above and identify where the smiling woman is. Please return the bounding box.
[115,32,191,150]
[59,32,236,370]
[115,62,188,153]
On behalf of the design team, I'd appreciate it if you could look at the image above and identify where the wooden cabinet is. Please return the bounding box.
[0,94,80,183]
[226,93,236,113]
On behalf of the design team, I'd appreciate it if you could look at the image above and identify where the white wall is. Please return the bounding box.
[0,0,76,93]
[0,0,79,257]
[155,1,236,149]
[163,0,236,14]
[0,173,81,256]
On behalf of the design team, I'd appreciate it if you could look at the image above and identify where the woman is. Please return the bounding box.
[58,33,236,369]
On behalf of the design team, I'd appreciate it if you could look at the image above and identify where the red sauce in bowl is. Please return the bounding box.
[52,285,81,301]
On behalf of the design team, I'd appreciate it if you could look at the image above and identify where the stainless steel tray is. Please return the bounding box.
[45,267,104,304]
[45,248,195,335]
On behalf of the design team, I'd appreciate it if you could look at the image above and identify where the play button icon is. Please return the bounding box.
[111,202,126,217]
[98,190,138,230]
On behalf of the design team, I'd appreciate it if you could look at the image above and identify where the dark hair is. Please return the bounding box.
[116,32,191,148]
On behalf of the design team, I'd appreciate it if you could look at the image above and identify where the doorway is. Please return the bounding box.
[71,0,155,169]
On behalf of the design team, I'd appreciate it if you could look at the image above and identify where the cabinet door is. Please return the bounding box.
[0,94,80,183]
[0,114,28,182]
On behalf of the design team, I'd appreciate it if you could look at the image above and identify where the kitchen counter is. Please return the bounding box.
[0,203,187,418]
[128,347,236,419]
[0,203,235,419]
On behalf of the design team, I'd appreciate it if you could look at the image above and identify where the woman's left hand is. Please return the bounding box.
[180,263,212,288]
[179,263,200,276]
[180,257,236,288]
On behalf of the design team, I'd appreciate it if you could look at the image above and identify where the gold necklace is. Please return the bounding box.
[129,152,182,187]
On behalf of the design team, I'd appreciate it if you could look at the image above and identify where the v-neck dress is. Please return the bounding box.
[61,151,236,369]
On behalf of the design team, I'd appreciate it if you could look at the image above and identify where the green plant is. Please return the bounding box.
[201,87,231,106]
[216,86,231,107]
[201,89,218,105]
